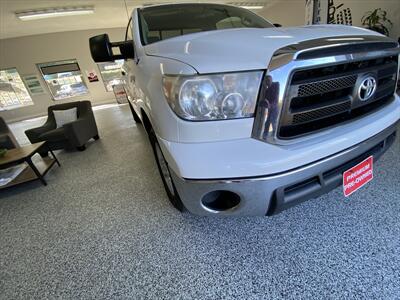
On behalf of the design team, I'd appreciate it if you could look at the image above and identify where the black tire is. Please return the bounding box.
[148,128,184,211]
[128,101,142,123]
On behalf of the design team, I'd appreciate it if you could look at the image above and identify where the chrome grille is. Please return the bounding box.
[297,75,357,97]
[278,55,398,139]
[251,36,400,145]
[292,101,351,125]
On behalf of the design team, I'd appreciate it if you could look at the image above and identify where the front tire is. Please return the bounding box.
[149,129,184,211]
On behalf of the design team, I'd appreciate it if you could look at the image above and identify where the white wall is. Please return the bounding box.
[258,0,306,27]
[258,0,399,39]
[0,27,125,122]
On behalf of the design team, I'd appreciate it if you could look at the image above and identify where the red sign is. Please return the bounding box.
[343,156,374,197]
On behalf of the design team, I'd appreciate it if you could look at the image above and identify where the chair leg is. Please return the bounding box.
[93,134,100,140]
[77,145,86,151]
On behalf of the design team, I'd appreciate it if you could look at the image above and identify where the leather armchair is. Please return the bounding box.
[25,101,99,153]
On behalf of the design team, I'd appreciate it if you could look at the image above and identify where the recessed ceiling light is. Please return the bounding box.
[16,6,94,21]
[229,2,265,10]
[240,5,264,10]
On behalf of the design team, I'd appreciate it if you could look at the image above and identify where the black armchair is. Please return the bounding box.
[25,101,99,153]
[0,117,19,149]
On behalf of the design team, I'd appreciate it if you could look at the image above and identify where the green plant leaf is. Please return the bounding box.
[360,7,392,35]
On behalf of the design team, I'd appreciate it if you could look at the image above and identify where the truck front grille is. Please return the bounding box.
[292,101,352,125]
[296,74,357,97]
[278,55,398,139]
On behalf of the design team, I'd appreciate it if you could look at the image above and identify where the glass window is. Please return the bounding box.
[97,59,125,92]
[37,59,89,100]
[0,68,33,111]
[162,30,181,39]
[147,30,161,43]
[139,4,273,45]
[216,16,246,29]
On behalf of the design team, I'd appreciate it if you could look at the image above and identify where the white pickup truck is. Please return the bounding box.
[89,3,400,216]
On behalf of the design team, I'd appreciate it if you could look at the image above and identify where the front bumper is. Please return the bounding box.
[171,123,398,216]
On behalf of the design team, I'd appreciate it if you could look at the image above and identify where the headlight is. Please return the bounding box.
[163,71,263,121]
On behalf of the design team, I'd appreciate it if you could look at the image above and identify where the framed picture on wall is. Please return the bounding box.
[86,69,99,82]
[22,74,45,95]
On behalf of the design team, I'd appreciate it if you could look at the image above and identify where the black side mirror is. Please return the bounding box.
[273,23,282,27]
[89,34,134,62]
[89,34,113,62]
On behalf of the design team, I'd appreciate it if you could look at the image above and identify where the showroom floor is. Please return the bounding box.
[1,104,399,299]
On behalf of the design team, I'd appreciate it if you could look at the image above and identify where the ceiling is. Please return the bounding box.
[0,0,269,40]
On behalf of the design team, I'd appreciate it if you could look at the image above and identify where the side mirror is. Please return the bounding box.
[89,34,113,62]
[89,33,134,62]
[273,23,282,27]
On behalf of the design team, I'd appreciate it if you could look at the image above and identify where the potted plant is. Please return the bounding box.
[361,8,393,36]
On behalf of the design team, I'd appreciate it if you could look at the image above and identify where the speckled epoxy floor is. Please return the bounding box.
[1,104,400,299]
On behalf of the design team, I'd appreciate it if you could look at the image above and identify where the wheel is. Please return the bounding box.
[149,129,184,211]
[77,145,86,151]
[128,101,142,123]
[93,134,100,140]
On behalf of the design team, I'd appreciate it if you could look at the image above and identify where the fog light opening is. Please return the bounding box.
[201,190,241,212]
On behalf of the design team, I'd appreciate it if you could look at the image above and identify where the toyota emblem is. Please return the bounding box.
[358,76,377,101]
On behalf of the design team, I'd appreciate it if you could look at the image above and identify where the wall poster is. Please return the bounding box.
[112,84,128,104]
[86,70,99,82]
[305,0,352,25]
[22,74,45,95]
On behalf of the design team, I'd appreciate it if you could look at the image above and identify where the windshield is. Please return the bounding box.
[138,4,273,45]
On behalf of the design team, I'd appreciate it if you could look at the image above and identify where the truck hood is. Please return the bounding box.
[144,25,380,74]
